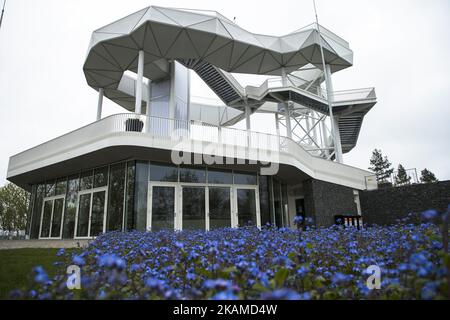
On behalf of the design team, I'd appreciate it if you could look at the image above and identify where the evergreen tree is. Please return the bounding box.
[368,149,394,183]
[394,164,411,186]
[420,169,438,184]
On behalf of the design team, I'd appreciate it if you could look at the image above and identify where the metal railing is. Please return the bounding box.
[246,76,375,106]
[365,168,420,189]
[9,113,375,192]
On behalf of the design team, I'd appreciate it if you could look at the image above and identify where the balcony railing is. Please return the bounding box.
[8,113,377,191]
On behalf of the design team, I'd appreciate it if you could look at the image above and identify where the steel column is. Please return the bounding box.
[135,50,144,115]
[96,88,103,121]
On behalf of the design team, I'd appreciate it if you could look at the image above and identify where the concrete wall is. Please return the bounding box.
[303,179,359,227]
[360,181,450,226]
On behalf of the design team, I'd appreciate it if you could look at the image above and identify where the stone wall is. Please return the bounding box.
[303,179,359,227]
[360,181,450,225]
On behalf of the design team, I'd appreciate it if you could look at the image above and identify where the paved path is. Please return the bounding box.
[0,240,91,250]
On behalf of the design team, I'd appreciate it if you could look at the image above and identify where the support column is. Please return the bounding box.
[96,88,104,121]
[284,102,292,139]
[245,104,251,147]
[135,50,145,115]
[324,64,343,163]
[146,80,152,133]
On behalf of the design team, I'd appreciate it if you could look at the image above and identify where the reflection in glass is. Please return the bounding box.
[209,187,231,229]
[234,172,257,185]
[151,187,175,231]
[182,187,205,230]
[31,185,45,239]
[80,170,93,190]
[208,169,232,184]
[45,181,56,197]
[237,189,257,227]
[40,200,52,238]
[50,198,64,238]
[180,167,206,183]
[90,191,106,236]
[150,163,178,182]
[107,163,125,231]
[273,179,282,227]
[63,174,79,239]
[76,194,91,237]
[55,178,67,195]
[94,166,108,188]
[125,161,135,231]
[259,176,272,226]
[135,161,149,232]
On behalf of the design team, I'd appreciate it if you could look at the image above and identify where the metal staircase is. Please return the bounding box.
[178,59,243,105]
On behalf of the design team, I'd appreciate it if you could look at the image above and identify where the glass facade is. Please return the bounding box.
[26,159,292,239]
[107,163,126,231]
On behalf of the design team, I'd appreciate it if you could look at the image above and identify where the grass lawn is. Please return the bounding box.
[0,249,72,299]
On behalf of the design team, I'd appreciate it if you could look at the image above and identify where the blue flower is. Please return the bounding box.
[421,210,438,220]
[72,255,85,266]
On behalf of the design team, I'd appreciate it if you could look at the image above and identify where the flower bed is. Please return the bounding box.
[13,212,450,300]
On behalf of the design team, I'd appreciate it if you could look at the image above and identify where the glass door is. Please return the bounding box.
[148,184,176,231]
[182,186,206,230]
[39,196,65,239]
[235,187,260,228]
[75,188,107,238]
[208,187,232,230]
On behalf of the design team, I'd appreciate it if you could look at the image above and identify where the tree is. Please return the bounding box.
[420,169,438,184]
[368,149,394,183]
[0,183,29,234]
[395,164,411,186]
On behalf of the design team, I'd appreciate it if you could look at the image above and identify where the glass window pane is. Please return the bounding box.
[94,166,108,188]
[125,161,136,231]
[150,163,178,182]
[209,187,231,229]
[51,198,64,238]
[182,187,205,230]
[90,191,106,237]
[63,174,79,239]
[55,178,67,195]
[45,181,56,197]
[273,179,282,227]
[180,166,206,183]
[40,200,52,238]
[31,184,45,239]
[237,189,257,227]
[234,172,257,185]
[135,161,149,232]
[80,170,93,190]
[76,194,91,237]
[107,163,126,231]
[208,169,232,184]
[151,187,175,231]
[259,176,272,226]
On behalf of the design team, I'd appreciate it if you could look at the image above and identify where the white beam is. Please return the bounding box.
[325,64,343,163]
[135,50,144,115]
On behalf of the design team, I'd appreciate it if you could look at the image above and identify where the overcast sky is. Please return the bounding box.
[0,0,449,184]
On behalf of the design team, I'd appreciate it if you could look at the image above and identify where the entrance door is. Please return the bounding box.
[75,188,107,239]
[182,186,206,230]
[148,184,176,231]
[39,196,65,239]
[235,187,260,228]
[208,187,232,230]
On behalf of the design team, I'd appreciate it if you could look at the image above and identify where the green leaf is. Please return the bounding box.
[274,268,289,288]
